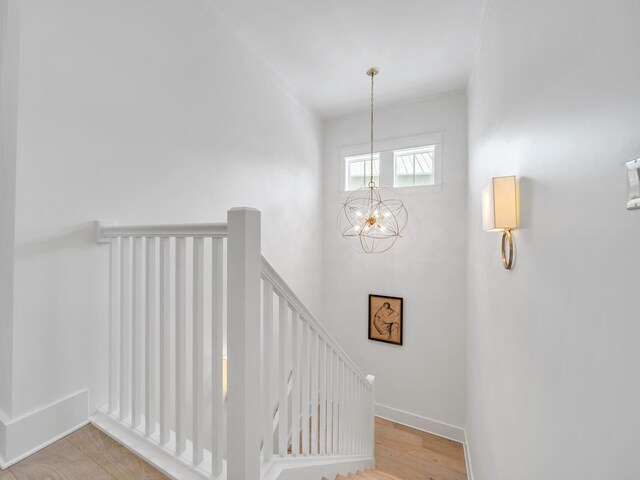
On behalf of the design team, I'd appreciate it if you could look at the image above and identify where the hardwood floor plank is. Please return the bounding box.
[0,469,19,480]
[373,417,467,480]
[10,438,115,480]
[392,422,462,448]
[375,424,424,448]
[375,420,464,462]
[374,429,465,473]
[65,425,168,480]
[376,444,466,480]
[375,439,467,476]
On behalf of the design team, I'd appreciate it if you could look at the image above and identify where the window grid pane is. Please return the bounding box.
[346,154,380,191]
[394,146,435,187]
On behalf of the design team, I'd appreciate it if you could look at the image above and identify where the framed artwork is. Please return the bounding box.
[368,294,403,346]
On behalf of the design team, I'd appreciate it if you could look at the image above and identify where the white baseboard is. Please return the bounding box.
[375,403,465,443]
[0,390,89,469]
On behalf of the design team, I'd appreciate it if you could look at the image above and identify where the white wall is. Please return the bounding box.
[322,92,468,430]
[466,0,640,478]
[10,0,323,419]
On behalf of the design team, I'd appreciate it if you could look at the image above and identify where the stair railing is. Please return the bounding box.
[97,221,227,479]
[261,257,375,463]
[95,208,375,480]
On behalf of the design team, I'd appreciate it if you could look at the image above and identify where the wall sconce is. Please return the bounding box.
[626,158,640,210]
[482,176,518,270]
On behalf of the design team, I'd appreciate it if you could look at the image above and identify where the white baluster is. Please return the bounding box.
[211,237,224,477]
[145,237,156,437]
[301,322,310,456]
[193,237,204,465]
[346,363,351,454]
[367,375,376,457]
[362,381,367,454]
[337,359,344,454]
[261,280,274,464]
[120,236,131,422]
[326,349,333,455]
[358,380,363,454]
[310,330,318,455]
[353,379,357,455]
[366,382,370,455]
[334,354,340,454]
[365,382,369,454]
[108,238,120,415]
[345,362,351,454]
[355,379,360,454]
[278,295,288,457]
[360,383,364,455]
[348,371,352,453]
[350,371,356,454]
[291,310,300,457]
[368,383,371,455]
[175,237,187,455]
[319,339,326,455]
[159,237,170,445]
[350,371,360,454]
[132,237,143,429]
[343,366,348,454]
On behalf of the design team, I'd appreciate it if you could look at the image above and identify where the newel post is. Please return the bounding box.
[227,207,262,480]
[367,374,376,458]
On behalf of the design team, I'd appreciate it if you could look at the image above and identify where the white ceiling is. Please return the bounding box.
[202,0,481,118]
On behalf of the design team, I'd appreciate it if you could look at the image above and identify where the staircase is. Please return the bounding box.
[91,208,376,480]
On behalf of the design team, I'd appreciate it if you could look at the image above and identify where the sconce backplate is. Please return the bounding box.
[627,158,640,210]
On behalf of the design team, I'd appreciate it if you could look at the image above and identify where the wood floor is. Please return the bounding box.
[0,418,467,480]
[372,417,467,480]
[0,424,168,480]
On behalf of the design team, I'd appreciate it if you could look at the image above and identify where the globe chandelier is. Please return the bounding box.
[337,67,408,254]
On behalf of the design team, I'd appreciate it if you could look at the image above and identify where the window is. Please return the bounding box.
[345,153,380,191]
[341,134,442,192]
[394,146,435,187]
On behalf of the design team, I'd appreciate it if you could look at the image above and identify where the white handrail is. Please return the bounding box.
[260,256,371,388]
[98,222,228,239]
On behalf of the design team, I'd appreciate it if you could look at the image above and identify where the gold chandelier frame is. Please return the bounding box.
[337,67,408,254]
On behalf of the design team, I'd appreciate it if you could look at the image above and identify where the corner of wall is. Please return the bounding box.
[0,0,20,423]
[463,429,475,480]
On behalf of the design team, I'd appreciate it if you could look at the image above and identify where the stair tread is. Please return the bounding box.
[358,470,403,480]
[334,470,403,480]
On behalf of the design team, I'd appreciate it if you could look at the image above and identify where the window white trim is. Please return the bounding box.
[339,133,443,193]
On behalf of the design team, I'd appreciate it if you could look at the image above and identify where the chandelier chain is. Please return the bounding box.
[370,70,375,187]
